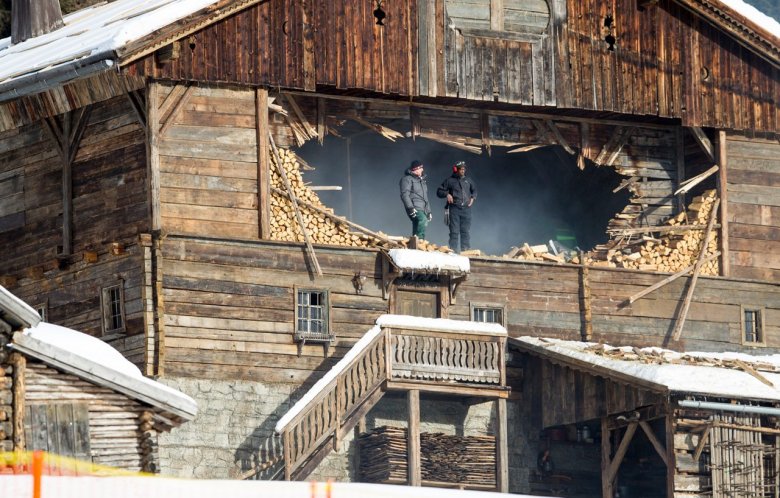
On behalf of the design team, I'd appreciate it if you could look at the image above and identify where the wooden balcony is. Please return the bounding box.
[275,315,509,483]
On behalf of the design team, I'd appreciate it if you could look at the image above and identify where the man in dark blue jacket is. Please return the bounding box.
[400,160,432,239]
[437,161,477,253]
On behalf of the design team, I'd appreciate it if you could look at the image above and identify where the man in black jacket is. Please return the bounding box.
[437,161,477,253]
[400,160,432,239]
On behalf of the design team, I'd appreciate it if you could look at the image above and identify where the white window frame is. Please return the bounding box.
[294,288,332,343]
[470,302,506,327]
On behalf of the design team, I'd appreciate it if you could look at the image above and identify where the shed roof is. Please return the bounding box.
[511,336,780,403]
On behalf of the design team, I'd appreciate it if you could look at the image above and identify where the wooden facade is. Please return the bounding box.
[0,0,778,491]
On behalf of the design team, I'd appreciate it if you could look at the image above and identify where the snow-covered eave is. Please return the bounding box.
[386,249,470,275]
[0,286,41,330]
[377,314,507,337]
[10,332,197,424]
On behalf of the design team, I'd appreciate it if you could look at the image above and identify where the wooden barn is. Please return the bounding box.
[0,0,778,495]
[0,285,197,472]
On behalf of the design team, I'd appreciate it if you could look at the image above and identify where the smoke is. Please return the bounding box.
[296,134,628,255]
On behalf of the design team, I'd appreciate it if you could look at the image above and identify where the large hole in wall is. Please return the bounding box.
[296,133,629,256]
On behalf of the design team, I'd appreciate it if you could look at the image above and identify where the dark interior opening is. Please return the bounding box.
[297,133,629,256]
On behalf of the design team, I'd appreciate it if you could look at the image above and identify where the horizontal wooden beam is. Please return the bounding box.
[384,380,510,398]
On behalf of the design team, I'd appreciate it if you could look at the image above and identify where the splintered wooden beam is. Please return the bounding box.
[674,165,719,195]
[613,176,640,193]
[268,134,322,276]
[284,93,317,138]
[417,132,482,154]
[317,98,326,144]
[595,126,636,166]
[545,120,575,155]
[507,144,545,153]
[349,115,404,141]
[687,127,715,163]
[672,198,720,341]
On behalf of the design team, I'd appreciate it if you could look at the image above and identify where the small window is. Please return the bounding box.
[471,303,506,326]
[34,303,47,322]
[742,306,764,345]
[295,289,332,343]
[101,283,126,336]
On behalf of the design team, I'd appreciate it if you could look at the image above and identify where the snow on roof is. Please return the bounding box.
[377,314,507,337]
[276,315,506,432]
[718,0,780,38]
[514,336,780,403]
[0,0,220,88]
[387,249,470,273]
[12,322,197,421]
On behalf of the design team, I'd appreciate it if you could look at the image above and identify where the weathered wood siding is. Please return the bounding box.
[160,236,387,383]
[0,96,148,276]
[725,136,780,282]
[156,85,259,240]
[24,361,148,470]
[522,355,665,428]
[560,0,778,133]
[128,0,417,96]
[0,355,11,452]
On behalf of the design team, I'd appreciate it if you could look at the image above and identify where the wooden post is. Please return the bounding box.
[676,127,686,214]
[601,417,612,498]
[579,253,592,341]
[256,88,271,239]
[283,430,292,481]
[665,413,676,498]
[11,352,25,451]
[496,397,509,492]
[61,114,72,256]
[147,82,162,231]
[716,130,729,277]
[140,234,156,377]
[408,389,421,486]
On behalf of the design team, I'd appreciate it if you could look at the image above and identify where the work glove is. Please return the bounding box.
[407,209,417,218]
[427,212,432,222]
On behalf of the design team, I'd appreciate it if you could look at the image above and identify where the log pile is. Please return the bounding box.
[600,190,719,275]
[357,426,496,487]
[502,243,565,263]
[270,148,386,247]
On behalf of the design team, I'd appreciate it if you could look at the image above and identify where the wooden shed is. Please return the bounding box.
[510,336,780,497]
[0,285,197,472]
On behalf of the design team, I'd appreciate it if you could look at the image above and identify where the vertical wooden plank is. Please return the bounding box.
[408,389,421,486]
[435,0,445,97]
[147,82,161,231]
[675,126,685,214]
[72,403,91,459]
[140,236,156,377]
[301,0,315,91]
[61,114,72,256]
[496,397,508,493]
[45,403,58,454]
[256,88,271,239]
[717,130,729,277]
[56,404,75,457]
[11,353,25,451]
[601,417,612,498]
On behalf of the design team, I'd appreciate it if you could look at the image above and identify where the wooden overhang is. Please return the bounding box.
[381,249,469,301]
[10,331,197,429]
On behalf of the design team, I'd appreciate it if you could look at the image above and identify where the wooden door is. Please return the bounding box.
[394,290,440,318]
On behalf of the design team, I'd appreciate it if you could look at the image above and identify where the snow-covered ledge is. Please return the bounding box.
[387,249,470,274]
[377,314,506,337]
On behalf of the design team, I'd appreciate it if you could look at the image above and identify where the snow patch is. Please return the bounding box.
[387,249,470,273]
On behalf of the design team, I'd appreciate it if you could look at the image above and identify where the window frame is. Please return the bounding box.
[101,281,126,337]
[740,305,765,346]
[470,302,507,327]
[294,287,332,343]
[34,300,48,322]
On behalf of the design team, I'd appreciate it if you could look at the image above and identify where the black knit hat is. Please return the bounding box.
[410,160,423,170]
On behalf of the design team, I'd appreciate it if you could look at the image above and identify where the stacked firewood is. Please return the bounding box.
[603,190,719,275]
[357,426,496,487]
[270,148,384,247]
[503,243,566,263]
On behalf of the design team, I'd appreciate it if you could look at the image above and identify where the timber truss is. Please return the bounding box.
[274,317,510,490]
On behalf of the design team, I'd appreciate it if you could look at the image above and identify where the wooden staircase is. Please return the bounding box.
[275,316,508,482]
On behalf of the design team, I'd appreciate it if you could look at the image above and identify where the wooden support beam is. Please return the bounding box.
[317,98,326,145]
[147,82,162,231]
[125,89,147,129]
[672,198,720,341]
[256,89,271,239]
[601,417,612,498]
[545,120,575,155]
[606,422,638,483]
[578,122,590,169]
[628,251,720,304]
[675,127,685,213]
[11,352,25,451]
[594,126,635,166]
[693,424,711,461]
[639,421,668,467]
[716,130,729,277]
[159,85,194,136]
[268,133,322,276]
[408,389,421,486]
[496,397,508,493]
[665,413,675,498]
[687,126,715,163]
[674,165,719,195]
[157,84,186,121]
[579,256,592,341]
